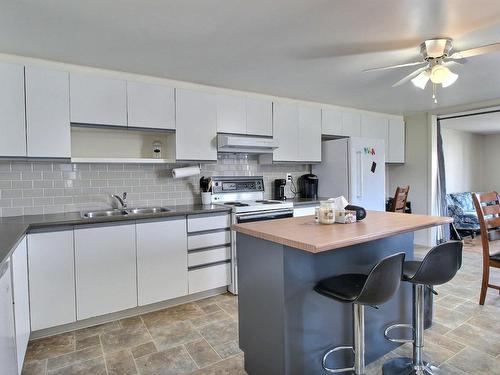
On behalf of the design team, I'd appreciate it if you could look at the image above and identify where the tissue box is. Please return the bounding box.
[335,210,357,224]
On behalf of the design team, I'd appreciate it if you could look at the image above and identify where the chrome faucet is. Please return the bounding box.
[111,192,127,209]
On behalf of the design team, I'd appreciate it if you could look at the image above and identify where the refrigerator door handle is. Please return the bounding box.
[356,151,363,199]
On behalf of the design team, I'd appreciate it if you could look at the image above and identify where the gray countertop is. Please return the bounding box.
[0,204,231,266]
[288,197,328,206]
[0,199,328,266]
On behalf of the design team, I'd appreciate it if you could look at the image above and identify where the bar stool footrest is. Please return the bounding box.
[384,323,414,344]
[322,345,355,374]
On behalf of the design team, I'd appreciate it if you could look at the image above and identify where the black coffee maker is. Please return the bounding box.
[273,179,287,200]
[297,174,319,199]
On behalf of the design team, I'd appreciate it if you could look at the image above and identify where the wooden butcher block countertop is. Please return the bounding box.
[232,211,453,253]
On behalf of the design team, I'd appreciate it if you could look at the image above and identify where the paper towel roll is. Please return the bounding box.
[172,166,201,179]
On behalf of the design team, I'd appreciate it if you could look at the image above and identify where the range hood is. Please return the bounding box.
[217,134,279,154]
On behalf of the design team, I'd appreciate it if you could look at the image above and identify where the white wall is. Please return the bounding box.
[387,113,435,246]
[481,134,500,191]
[441,128,483,194]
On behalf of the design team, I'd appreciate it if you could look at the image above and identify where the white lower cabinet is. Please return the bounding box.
[0,258,17,375]
[11,238,29,375]
[137,218,188,306]
[74,223,137,320]
[188,263,231,295]
[188,247,231,268]
[28,230,76,331]
[293,205,317,217]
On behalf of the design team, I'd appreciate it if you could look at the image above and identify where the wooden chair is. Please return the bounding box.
[472,191,500,305]
[389,186,410,213]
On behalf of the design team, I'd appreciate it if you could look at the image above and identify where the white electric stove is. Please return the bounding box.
[210,176,294,294]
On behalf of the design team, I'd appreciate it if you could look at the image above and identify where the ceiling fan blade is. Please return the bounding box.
[392,65,429,87]
[444,57,466,65]
[450,42,500,59]
[363,61,426,73]
[443,60,464,68]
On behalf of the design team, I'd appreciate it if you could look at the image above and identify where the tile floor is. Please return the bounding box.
[22,240,500,375]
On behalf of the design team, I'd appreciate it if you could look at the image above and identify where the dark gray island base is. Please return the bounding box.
[236,232,414,375]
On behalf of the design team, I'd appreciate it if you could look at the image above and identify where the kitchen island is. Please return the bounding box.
[232,211,452,375]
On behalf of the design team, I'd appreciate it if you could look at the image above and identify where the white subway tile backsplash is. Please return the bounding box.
[21,171,42,180]
[0,181,12,189]
[2,207,23,216]
[1,189,23,198]
[0,199,12,208]
[22,189,44,198]
[12,198,33,207]
[0,172,21,180]
[0,155,308,217]
[12,180,33,189]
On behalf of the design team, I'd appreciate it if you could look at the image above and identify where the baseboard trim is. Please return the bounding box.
[30,287,229,340]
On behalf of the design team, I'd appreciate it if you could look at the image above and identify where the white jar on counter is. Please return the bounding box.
[319,201,335,224]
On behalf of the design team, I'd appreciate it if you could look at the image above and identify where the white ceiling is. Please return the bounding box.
[2,0,500,114]
[441,111,500,134]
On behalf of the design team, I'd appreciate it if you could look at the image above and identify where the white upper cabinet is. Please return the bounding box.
[272,103,299,162]
[25,66,71,158]
[70,73,127,126]
[321,108,342,136]
[175,89,217,161]
[361,114,389,158]
[246,97,272,136]
[341,111,361,137]
[28,230,76,331]
[74,223,137,320]
[0,62,26,157]
[217,94,246,134]
[388,117,405,163]
[127,81,175,130]
[217,95,273,137]
[11,237,29,375]
[137,218,188,306]
[298,106,322,162]
[271,103,321,162]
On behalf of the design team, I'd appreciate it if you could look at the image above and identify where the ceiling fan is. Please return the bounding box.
[364,38,500,102]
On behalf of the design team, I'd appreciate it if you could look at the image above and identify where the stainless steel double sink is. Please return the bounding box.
[82,207,170,219]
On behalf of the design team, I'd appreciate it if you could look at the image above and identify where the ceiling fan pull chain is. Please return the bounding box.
[432,83,438,104]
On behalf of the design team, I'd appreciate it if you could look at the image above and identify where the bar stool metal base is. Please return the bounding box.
[383,284,440,375]
[383,357,440,375]
[322,304,365,374]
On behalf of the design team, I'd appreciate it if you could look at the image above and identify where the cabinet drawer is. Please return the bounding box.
[188,231,230,250]
[188,263,231,294]
[188,246,231,267]
[187,214,231,232]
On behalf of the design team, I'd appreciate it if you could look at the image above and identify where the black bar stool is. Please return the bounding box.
[383,241,463,375]
[314,252,406,374]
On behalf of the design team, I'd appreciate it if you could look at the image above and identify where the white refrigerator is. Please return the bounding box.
[312,137,386,211]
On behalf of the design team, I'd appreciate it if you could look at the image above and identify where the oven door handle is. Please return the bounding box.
[236,210,293,223]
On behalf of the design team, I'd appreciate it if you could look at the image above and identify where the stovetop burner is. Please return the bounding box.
[255,200,282,204]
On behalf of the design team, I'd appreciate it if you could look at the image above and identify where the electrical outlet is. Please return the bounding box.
[286,173,292,181]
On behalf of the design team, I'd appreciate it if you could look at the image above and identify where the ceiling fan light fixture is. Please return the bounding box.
[429,64,452,84]
[441,70,459,87]
[411,70,430,89]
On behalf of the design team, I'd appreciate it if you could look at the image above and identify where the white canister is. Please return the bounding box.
[319,201,335,224]
[201,192,212,206]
